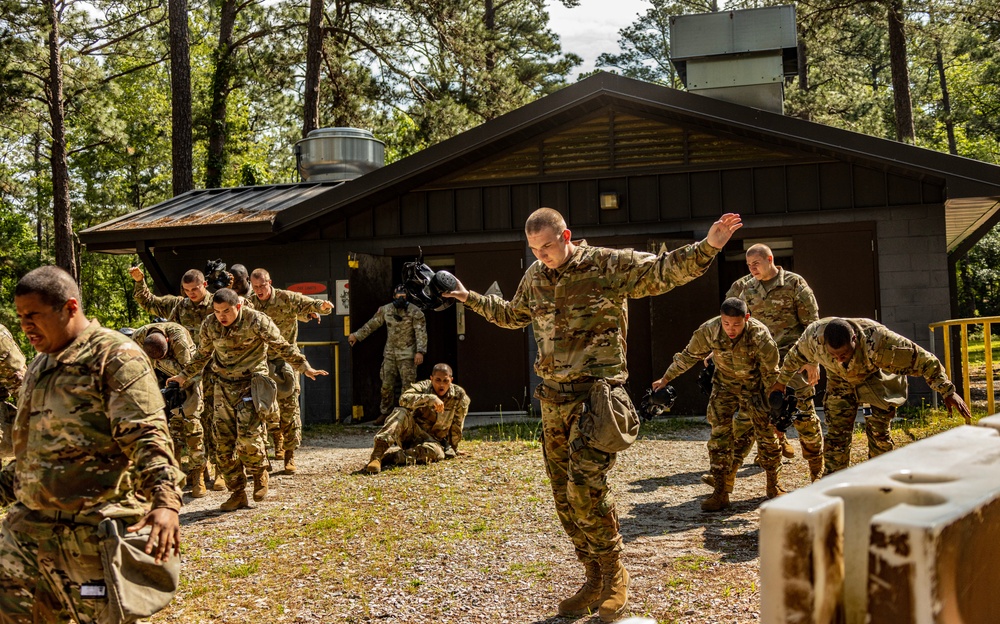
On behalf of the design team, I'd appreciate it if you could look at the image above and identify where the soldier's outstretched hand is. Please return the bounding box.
[944,392,972,424]
[304,367,329,380]
[707,213,743,249]
[128,507,180,564]
[441,277,470,303]
[128,266,144,282]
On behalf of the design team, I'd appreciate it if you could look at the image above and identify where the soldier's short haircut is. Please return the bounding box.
[213,288,239,306]
[250,268,271,281]
[142,332,169,360]
[720,297,748,317]
[525,207,566,235]
[824,319,855,349]
[746,243,773,259]
[432,363,453,377]
[181,269,205,284]
[15,266,82,310]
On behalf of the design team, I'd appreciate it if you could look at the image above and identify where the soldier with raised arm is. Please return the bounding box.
[775,317,971,474]
[443,208,741,623]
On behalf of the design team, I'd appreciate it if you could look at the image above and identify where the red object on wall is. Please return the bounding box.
[287,282,327,295]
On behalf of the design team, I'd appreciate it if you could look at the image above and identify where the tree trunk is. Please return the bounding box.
[169,0,194,195]
[935,47,958,155]
[204,0,237,189]
[886,0,915,143]
[302,0,324,139]
[46,0,76,280]
[484,0,495,72]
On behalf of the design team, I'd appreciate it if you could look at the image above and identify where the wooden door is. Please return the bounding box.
[349,253,392,421]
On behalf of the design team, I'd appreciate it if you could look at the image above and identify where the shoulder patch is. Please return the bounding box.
[107,350,153,392]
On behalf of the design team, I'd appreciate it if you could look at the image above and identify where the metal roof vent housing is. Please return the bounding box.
[294,127,386,182]
[670,5,798,114]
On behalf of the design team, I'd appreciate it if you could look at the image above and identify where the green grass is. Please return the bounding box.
[466,420,542,443]
[965,335,1000,366]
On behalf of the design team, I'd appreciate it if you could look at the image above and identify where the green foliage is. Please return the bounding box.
[957,224,1000,317]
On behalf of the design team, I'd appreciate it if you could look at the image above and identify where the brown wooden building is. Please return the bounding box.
[81,73,1000,420]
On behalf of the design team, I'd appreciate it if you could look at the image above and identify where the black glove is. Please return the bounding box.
[698,361,715,396]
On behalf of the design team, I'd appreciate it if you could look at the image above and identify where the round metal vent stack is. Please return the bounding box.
[295,127,386,182]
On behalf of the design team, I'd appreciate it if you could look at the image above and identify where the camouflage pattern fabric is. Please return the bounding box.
[378,358,417,417]
[353,302,427,359]
[0,324,26,459]
[779,317,959,473]
[659,316,782,472]
[373,380,469,465]
[466,238,720,559]
[0,321,183,622]
[181,307,313,488]
[250,287,330,448]
[131,322,206,475]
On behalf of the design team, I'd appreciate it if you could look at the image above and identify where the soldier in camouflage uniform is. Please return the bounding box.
[725,244,825,480]
[168,288,327,511]
[249,268,333,472]
[365,363,470,473]
[132,321,207,497]
[653,298,785,512]
[1,266,183,623]
[0,324,26,460]
[445,208,742,623]
[349,286,427,425]
[130,266,224,490]
[776,317,971,474]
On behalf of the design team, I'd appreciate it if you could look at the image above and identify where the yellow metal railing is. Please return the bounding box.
[297,341,341,422]
[929,316,1000,414]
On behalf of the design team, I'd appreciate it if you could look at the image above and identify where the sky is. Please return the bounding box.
[545,0,652,75]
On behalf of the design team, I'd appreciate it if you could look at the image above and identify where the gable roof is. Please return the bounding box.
[80,72,1000,256]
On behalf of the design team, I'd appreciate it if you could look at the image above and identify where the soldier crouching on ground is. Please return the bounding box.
[0,322,26,461]
[774,317,971,474]
[653,297,785,512]
[132,321,208,498]
[167,288,328,511]
[365,363,469,474]
[0,266,184,622]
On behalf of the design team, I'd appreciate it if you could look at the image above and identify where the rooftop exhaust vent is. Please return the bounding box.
[294,127,386,182]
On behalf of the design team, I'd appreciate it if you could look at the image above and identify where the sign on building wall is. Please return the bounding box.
[335,280,350,314]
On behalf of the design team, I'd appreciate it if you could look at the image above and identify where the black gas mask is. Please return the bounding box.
[203,259,233,293]
[401,253,458,312]
[392,286,408,310]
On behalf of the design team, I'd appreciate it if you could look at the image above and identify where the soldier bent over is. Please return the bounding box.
[168,289,327,511]
[1,266,183,622]
[775,317,971,474]
[654,297,785,511]
[365,363,470,474]
[444,208,742,622]
[0,323,26,461]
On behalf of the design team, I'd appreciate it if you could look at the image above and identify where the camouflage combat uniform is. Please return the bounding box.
[250,287,331,451]
[661,316,782,476]
[0,321,183,623]
[373,379,470,466]
[0,324,26,459]
[465,238,719,562]
[134,279,220,468]
[727,267,824,464]
[353,302,427,417]
[181,307,312,492]
[131,322,206,477]
[778,317,959,474]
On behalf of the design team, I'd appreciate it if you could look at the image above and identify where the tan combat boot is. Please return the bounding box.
[272,432,285,460]
[220,489,249,511]
[189,469,208,498]
[597,553,629,622]
[808,457,824,482]
[778,434,796,458]
[557,559,602,616]
[700,462,739,493]
[284,449,297,474]
[701,469,730,512]
[765,467,787,499]
[212,471,227,491]
[253,470,269,502]
[366,440,390,474]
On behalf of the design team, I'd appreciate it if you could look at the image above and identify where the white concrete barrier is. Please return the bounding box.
[759,423,1000,624]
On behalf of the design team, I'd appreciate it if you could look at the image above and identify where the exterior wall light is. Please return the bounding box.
[599,191,619,210]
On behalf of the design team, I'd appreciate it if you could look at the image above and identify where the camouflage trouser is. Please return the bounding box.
[823,383,895,474]
[214,375,268,491]
[732,367,824,463]
[274,376,302,452]
[202,370,217,467]
[168,382,206,477]
[379,357,417,416]
[373,407,445,465]
[0,506,140,623]
[708,385,780,473]
[539,391,622,560]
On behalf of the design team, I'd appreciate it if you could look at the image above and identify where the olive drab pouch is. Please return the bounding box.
[856,370,908,410]
[267,358,296,399]
[579,380,640,454]
[97,517,180,624]
[250,373,279,415]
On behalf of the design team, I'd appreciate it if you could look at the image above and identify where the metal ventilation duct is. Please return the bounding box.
[295,127,386,182]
